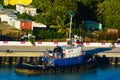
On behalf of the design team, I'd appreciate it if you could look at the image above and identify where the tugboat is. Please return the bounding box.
[15,35,96,75]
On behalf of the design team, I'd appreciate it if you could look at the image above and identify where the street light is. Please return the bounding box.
[69,11,75,40]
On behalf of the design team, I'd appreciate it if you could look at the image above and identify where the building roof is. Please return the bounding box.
[84,20,102,30]
[0,9,16,15]
[32,21,46,28]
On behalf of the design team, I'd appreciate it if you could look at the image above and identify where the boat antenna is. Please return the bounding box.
[69,11,75,40]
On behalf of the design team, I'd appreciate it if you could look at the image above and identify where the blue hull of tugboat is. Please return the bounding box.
[42,55,86,67]
[15,56,96,75]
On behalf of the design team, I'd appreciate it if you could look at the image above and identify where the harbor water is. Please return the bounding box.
[0,65,120,80]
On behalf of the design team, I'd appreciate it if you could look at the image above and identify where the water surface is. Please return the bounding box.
[0,65,120,80]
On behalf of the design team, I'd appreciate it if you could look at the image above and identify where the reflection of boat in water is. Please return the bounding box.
[15,35,96,75]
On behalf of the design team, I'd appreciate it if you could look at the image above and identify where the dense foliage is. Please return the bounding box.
[17,13,33,20]
[97,0,120,29]
[30,0,120,29]
[1,0,120,41]
[0,0,3,5]
[0,0,15,9]
[2,0,120,30]
[17,0,120,40]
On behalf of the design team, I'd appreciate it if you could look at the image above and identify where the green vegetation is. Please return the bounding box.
[0,0,3,5]
[0,0,15,9]
[97,0,120,29]
[1,0,120,30]
[17,0,120,41]
[17,13,33,20]
[30,0,120,29]
[1,0,120,41]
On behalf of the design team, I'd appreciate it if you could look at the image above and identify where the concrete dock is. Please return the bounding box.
[0,46,120,65]
[83,47,120,65]
[0,46,120,57]
[84,47,120,57]
[0,46,55,64]
[0,46,55,57]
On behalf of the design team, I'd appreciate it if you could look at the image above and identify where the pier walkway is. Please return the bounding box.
[0,46,55,57]
[0,46,120,65]
[83,47,120,57]
[0,46,120,57]
[0,46,55,64]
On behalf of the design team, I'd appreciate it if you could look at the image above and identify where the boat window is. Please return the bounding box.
[61,46,77,49]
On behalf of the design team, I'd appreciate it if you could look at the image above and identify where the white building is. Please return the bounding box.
[16,4,37,16]
[0,14,17,23]
[0,14,9,22]
[0,9,17,22]
[7,20,47,30]
[8,19,20,29]
[0,8,46,30]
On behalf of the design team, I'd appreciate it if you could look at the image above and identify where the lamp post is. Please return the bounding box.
[69,11,75,40]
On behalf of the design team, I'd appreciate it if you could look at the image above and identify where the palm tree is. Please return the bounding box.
[51,15,70,38]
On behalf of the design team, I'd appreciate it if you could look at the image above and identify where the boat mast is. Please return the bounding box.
[69,11,75,40]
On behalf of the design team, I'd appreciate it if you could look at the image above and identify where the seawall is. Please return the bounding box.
[0,45,120,65]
